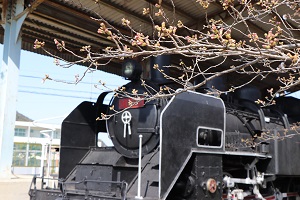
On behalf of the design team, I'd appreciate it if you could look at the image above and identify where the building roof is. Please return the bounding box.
[16,112,33,122]
[1,0,300,93]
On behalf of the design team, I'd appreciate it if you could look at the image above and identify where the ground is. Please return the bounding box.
[0,175,34,200]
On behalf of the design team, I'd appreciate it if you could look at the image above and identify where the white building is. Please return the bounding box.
[12,112,108,176]
[12,112,61,176]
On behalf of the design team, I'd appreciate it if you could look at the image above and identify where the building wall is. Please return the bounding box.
[12,121,61,176]
[12,121,107,176]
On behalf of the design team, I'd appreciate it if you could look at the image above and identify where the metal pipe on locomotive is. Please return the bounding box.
[29,55,300,200]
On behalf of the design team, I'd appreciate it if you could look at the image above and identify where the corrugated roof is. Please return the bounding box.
[0,0,299,92]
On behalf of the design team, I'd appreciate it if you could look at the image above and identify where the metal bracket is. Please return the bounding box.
[223,158,266,200]
[2,0,45,43]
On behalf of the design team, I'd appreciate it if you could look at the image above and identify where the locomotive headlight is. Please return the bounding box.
[123,62,134,76]
[122,59,142,80]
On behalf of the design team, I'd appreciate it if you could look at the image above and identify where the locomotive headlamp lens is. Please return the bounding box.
[122,60,142,80]
[123,62,134,77]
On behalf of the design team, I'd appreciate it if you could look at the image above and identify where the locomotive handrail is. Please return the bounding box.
[127,147,160,190]
[226,107,259,137]
[28,175,60,198]
[59,146,91,150]
[62,179,128,185]
[28,175,37,197]
[266,107,290,129]
[238,99,267,131]
[29,176,128,200]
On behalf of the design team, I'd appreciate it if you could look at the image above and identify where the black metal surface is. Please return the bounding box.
[74,148,138,186]
[234,85,262,102]
[225,107,261,151]
[59,148,140,199]
[107,81,161,158]
[30,189,62,200]
[32,71,300,200]
[160,91,225,199]
[167,154,223,200]
[194,154,222,200]
[150,55,171,84]
[260,105,290,131]
[126,149,160,198]
[96,91,110,133]
[275,96,300,123]
[80,148,122,164]
[75,165,113,191]
[267,129,300,175]
[195,76,227,94]
[59,101,98,179]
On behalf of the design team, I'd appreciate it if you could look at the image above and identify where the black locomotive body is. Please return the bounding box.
[29,57,300,200]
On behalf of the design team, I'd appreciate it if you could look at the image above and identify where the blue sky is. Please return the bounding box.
[0,45,129,146]
[1,45,128,125]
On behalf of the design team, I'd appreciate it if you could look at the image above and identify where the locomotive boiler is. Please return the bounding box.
[29,56,300,200]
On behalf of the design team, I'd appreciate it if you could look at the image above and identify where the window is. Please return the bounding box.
[28,144,42,167]
[12,143,27,166]
[14,128,26,137]
[197,127,223,148]
[30,129,48,138]
[53,130,61,139]
[29,144,42,151]
[12,143,43,167]
[13,152,26,166]
[27,152,42,167]
[14,143,27,150]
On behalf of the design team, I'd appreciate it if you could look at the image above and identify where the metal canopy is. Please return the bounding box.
[0,0,299,92]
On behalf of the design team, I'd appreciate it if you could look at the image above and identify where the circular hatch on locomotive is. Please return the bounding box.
[106,80,163,158]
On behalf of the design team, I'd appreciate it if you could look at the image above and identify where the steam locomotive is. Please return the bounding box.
[29,56,300,200]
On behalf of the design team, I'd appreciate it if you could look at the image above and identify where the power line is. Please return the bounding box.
[19,74,94,85]
[19,75,122,87]
[20,69,122,80]
[19,85,103,95]
[18,90,98,100]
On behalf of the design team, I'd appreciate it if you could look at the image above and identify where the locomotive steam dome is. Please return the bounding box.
[107,81,162,158]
